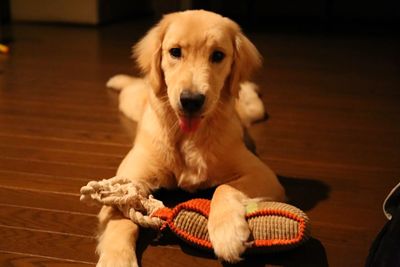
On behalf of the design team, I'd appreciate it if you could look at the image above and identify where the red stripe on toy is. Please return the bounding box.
[152,207,173,221]
[151,207,172,230]
[170,198,211,218]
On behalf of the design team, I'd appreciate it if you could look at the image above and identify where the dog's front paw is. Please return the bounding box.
[208,211,251,263]
[97,249,138,267]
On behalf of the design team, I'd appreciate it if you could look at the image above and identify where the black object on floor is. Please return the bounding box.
[366,183,400,267]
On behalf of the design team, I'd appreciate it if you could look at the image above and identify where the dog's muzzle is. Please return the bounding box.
[178,90,205,133]
[179,90,205,115]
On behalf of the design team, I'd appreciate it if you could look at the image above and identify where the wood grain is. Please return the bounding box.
[0,204,96,236]
[0,157,115,178]
[0,188,98,214]
[0,145,123,167]
[0,134,130,155]
[0,252,94,267]
[0,226,97,262]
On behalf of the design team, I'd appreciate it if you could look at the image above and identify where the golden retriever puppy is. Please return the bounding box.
[98,10,285,267]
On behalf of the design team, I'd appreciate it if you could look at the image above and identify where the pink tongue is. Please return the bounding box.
[179,117,201,133]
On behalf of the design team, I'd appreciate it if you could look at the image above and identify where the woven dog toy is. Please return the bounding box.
[80,176,311,252]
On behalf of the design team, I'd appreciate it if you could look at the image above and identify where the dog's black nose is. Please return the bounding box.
[180,90,205,114]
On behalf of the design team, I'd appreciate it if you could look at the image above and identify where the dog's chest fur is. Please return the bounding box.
[175,138,217,192]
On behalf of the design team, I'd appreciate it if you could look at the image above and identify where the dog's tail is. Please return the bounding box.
[106,74,148,122]
[106,74,138,91]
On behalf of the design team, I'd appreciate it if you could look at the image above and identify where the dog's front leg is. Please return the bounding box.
[208,184,250,263]
[208,149,286,263]
[97,206,139,267]
[96,146,164,267]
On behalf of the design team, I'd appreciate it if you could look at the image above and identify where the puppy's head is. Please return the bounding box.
[134,10,261,133]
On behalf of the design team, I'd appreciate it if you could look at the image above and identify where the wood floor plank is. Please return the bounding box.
[0,114,128,134]
[1,83,115,98]
[0,102,119,124]
[0,170,91,194]
[139,246,219,267]
[0,126,131,146]
[0,204,96,236]
[0,156,116,178]
[267,156,399,183]
[0,188,98,214]
[0,251,95,267]
[0,134,131,155]
[0,92,118,109]
[0,97,119,113]
[0,145,123,168]
[0,128,131,146]
[0,226,97,263]
[321,243,367,267]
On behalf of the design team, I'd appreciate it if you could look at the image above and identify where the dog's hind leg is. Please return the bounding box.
[107,75,149,122]
[235,81,266,127]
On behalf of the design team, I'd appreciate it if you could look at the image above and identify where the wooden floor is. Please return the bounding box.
[0,20,399,267]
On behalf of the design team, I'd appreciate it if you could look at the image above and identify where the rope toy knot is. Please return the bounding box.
[80,176,166,229]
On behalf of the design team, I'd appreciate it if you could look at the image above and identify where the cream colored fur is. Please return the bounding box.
[97,10,285,267]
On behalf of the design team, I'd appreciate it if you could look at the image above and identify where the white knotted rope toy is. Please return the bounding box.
[80,176,165,229]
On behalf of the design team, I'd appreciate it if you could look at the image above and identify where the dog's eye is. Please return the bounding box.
[169,48,182,59]
[211,50,225,63]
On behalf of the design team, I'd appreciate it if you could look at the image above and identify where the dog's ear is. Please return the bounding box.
[133,16,170,95]
[229,27,262,98]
